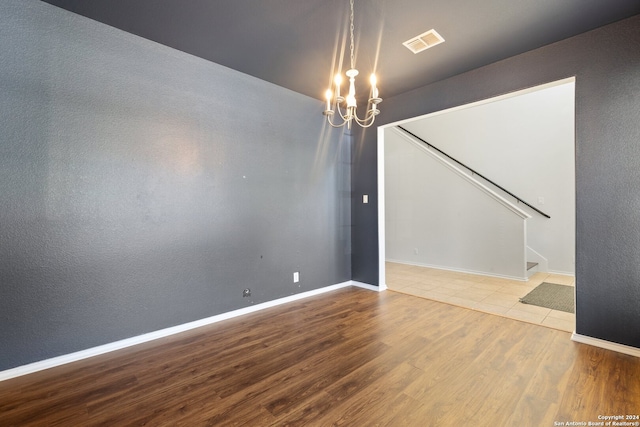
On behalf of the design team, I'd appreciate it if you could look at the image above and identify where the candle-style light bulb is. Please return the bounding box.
[325,89,332,111]
[334,74,342,98]
[370,73,378,99]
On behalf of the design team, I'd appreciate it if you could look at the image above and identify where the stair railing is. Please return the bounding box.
[397,126,551,219]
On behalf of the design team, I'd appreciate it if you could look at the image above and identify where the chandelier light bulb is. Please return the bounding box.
[370,74,378,99]
[334,74,342,98]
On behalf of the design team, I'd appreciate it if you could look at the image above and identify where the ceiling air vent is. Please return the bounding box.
[403,29,444,54]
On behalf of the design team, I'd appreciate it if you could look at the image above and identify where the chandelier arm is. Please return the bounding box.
[323,108,350,127]
[325,115,349,128]
[364,107,380,120]
[353,114,376,127]
[353,116,376,128]
[359,120,377,128]
[351,105,377,123]
[324,102,352,127]
[350,108,364,123]
[354,106,381,126]
[334,102,351,123]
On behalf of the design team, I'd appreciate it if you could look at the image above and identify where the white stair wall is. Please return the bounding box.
[386,128,530,280]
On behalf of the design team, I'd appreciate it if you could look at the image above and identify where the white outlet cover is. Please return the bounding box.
[293,272,299,283]
[363,194,368,204]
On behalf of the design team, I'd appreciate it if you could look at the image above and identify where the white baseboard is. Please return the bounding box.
[386,259,528,282]
[547,270,576,277]
[571,332,640,358]
[0,280,369,382]
[352,280,386,292]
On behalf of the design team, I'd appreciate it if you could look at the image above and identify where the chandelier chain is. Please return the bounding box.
[349,0,355,70]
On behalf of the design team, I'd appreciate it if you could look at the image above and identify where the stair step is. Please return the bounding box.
[527,262,539,271]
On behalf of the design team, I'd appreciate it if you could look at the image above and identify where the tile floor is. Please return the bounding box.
[385,262,575,332]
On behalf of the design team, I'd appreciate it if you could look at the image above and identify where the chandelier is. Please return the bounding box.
[323,0,382,129]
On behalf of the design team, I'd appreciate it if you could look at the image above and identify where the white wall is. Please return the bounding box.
[398,81,575,274]
[385,130,529,280]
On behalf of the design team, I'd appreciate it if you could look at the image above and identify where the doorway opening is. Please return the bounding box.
[377,78,576,331]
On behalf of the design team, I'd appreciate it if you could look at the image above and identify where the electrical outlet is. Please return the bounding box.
[414,248,419,255]
[293,272,300,283]
[243,288,251,297]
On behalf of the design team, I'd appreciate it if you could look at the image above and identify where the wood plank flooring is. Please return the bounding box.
[1,287,638,426]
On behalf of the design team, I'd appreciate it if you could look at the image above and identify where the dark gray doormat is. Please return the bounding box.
[519,282,574,313]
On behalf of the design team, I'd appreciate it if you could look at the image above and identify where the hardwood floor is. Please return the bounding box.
[1,287,638,426]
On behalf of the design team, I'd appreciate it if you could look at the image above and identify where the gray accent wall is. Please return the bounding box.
[352,14,640,348]
[0,1,350,370]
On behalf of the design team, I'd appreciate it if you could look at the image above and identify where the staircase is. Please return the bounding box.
[527,261,538,278]
[526,246,548,279]
[387,127,551,282]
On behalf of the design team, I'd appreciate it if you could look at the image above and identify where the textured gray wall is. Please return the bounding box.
[353,15,640,348]
[0,1,350,370]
